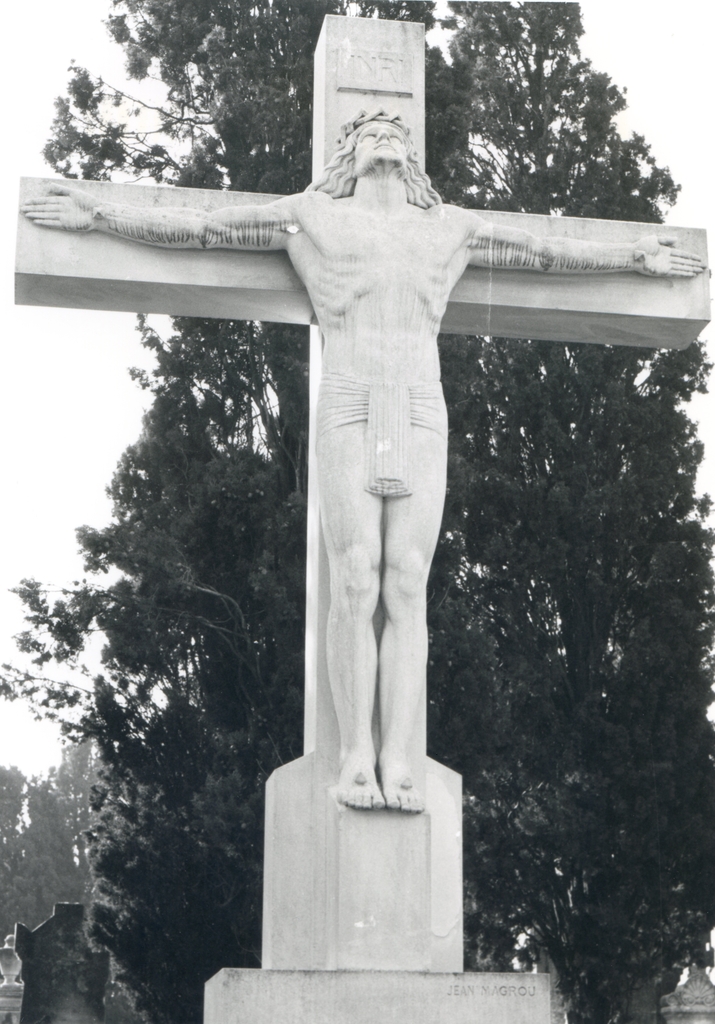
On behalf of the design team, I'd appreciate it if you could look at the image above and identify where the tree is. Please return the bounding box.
[12,314,315,1023]
[442,3,679,219]
[5,4,714,1024]
[0,745,97,939]
[0,766,26,937]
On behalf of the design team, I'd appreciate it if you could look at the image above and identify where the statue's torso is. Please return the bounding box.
[284,196,473,383]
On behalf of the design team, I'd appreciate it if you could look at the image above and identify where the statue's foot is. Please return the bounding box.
[379,758,425,813]
[337,755,386,811]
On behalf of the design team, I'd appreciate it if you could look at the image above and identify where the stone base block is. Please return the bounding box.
[204,969,551,1024]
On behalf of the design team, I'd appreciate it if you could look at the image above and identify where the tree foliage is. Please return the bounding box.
[5,4,714,1024]
[443,3,679,219]
[44,0,433,190]
[432,336,715,1023]
[11,315,314,1022]
[0,745,97,939]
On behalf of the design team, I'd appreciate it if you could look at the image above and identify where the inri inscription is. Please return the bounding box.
[337,50,413,95]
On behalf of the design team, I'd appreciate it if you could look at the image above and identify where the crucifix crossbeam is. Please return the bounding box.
[16,177,709,348]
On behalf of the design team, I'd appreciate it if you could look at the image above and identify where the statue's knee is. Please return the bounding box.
[382,551,429,611]
[333,545,380,613]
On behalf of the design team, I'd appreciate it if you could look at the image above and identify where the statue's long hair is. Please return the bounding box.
[307,108,442,210]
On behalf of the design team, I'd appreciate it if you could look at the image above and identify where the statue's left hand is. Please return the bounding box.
[21,185,97,232]
[634,235,705,277]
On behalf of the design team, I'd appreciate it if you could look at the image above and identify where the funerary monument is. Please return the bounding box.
[17,13,709,1024]
[0,934,23,1024]
[15,904,109,1024]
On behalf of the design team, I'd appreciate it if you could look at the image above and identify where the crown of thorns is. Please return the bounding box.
[337,108,412,146]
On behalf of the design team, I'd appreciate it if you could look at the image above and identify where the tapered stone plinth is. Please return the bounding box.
[262,754,462,973]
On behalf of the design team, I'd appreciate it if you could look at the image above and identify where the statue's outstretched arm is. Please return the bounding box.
[467,217,705,278]
[21,185,299,251]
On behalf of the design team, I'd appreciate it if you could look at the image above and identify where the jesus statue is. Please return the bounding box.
[22,108,705,815]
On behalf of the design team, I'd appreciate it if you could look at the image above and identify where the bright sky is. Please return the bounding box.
[1,0,713,777]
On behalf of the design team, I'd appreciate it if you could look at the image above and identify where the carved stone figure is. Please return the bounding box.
[22,109,705,815]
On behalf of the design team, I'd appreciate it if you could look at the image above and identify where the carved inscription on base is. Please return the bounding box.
[446,982,539,998]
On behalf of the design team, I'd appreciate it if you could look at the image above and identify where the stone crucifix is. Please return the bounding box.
[16,14,710,979]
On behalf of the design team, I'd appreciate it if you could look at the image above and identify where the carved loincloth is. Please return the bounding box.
[317,372,448,497]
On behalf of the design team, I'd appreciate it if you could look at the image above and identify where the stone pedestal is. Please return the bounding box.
[205,970,551,1024]
[262,754,462,973]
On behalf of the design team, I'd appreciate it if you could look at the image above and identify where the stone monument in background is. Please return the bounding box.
[16,12,710,1024]
[661,968,715,1024]
[15,904,109,1024]
[0,934,23,1024]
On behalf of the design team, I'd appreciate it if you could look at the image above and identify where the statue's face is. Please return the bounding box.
[353,123,408,178]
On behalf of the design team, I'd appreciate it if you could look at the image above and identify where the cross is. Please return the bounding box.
[16,12,709,997]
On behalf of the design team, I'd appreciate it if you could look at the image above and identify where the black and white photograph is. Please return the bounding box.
[1,4,714,1024]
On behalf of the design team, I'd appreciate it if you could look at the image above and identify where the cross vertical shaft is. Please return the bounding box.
[263,15,464,974]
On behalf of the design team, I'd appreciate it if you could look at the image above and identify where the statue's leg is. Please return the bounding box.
[317,421,386,810]
[378,427,447,812]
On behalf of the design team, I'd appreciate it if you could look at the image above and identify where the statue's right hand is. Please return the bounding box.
[21,185,97,232]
